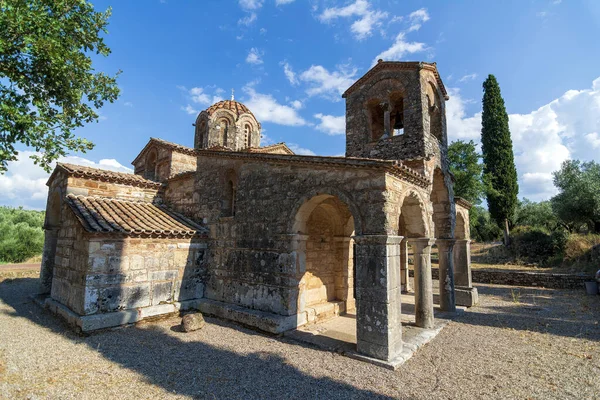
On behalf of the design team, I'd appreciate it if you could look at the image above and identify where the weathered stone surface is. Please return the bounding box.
[41,61,476,365]
[182,312,205,332]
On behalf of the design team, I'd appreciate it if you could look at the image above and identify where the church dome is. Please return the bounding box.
[205,100,254,118]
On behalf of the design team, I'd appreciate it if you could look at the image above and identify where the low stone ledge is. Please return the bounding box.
[409,268,594,289]
[195,298,300,334]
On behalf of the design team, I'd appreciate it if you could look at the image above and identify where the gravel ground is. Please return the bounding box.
[0,271,599,400]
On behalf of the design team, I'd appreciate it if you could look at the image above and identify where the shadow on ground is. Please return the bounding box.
[0,277,401,399]
[455,285,600,341]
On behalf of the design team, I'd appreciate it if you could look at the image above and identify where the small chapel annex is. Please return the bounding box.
[39,61,478,364]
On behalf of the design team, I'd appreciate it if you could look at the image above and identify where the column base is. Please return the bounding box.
[455,286,479,307]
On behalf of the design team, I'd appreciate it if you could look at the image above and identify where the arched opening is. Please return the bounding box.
[292,194,356,324]
[390,91,405,136]
[456,212,468,240]
[145,150,157,181]
[218,118,229,147]
[367,99,385,141]
[244,123,253,147]
[40,191,62,294]
[398,191,429,311]
[195,119,207,149]
[427,82,443,142]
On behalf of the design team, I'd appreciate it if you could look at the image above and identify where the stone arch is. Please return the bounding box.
[210,110,236,147]
[398,189,430,238]
[430,168,454,239]
[40,189,62,294]
[455,210,469,240]
[237,114,260,149]
[194,113,209,149]
[145,149,158,181]
[291,192,357,323]
[289,187,363,236]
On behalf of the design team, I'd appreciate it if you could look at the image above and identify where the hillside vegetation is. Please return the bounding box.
[0,207,45,263]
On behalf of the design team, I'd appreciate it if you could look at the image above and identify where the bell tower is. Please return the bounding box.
[342,60,449,173]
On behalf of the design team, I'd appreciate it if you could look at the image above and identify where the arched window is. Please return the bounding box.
[222,172,237,217]
[196,119,206,149]
[218,119,229,146]
[244,123,253,147]
[390,92,404,136]
[145,150,157,181]
[367,99,385,141]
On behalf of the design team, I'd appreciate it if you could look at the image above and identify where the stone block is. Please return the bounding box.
[455,286,479,307]
[182,313,205,332]
[152,281,173,305]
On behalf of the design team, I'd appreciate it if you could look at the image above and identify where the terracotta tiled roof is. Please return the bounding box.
[206,100,254,118]
[51,163,163,189]
[244,143,295,155]
[342,61,449,100]
[65,194,207,237]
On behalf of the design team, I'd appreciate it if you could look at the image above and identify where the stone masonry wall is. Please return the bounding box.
[65,176,161,203]
[82,236,208,316]
[162,153,428,318]
[50,207,90,315]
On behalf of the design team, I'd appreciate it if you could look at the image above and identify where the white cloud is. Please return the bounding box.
[314,113,345,135]
[246,48,264,65]
[276,0,295,4]
[238,12,257,26]
[585,132,600,148]
[242,84,307,126]
[288,143,316,156]
[446,76,600,201]
[458,73,478,82]
[123,101,134,107]
[318,0,388,40]
[299,64,357,100]
[178,86,224,113]
[290,100,303,109]
[407,8,429,32]
[372,32,427,65]
[0,151,132,210]
[281,61,298,85]
[239,0,263,10]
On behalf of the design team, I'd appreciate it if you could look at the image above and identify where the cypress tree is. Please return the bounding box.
[480,75,519,245]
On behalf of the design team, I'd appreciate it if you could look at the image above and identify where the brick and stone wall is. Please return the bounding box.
[82,236,208,316]
[65,176,161,203]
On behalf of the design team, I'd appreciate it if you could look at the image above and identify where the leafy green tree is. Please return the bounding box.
[515,198,560,232]
[448,139,484,205]
[469,205,502,242]
[481,75,519,245]
[0,206,45,263]
[551,160,600,233]
[0,0,120,172]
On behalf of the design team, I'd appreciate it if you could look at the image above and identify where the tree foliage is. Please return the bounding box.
[448,139,484,205]
[469,205,502,242]
[515,198,560,232]
[0,0,120,172]
[551,160,600,233]
[480,74,519,243]
[0,206,44,263]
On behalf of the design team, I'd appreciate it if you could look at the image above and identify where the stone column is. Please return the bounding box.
[354,235,403,362]
[39,228,59,294]
[407,238,435,329]
[436,239,456,312]
[453,239,479,307]
[383,104,391,138]
[400,238,410,293]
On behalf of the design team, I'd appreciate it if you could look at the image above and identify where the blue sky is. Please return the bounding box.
[2,0,600,209]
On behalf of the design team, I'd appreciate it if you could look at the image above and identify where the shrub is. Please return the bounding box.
[509,226,565,263]
[0,207,45,263]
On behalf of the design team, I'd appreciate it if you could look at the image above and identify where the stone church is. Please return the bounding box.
[39,61,477,364]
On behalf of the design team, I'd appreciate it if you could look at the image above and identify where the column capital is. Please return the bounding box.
[406,237,435,249]
[352,234,403,245]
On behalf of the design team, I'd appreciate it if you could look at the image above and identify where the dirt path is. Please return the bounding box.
[0,273,599,399]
